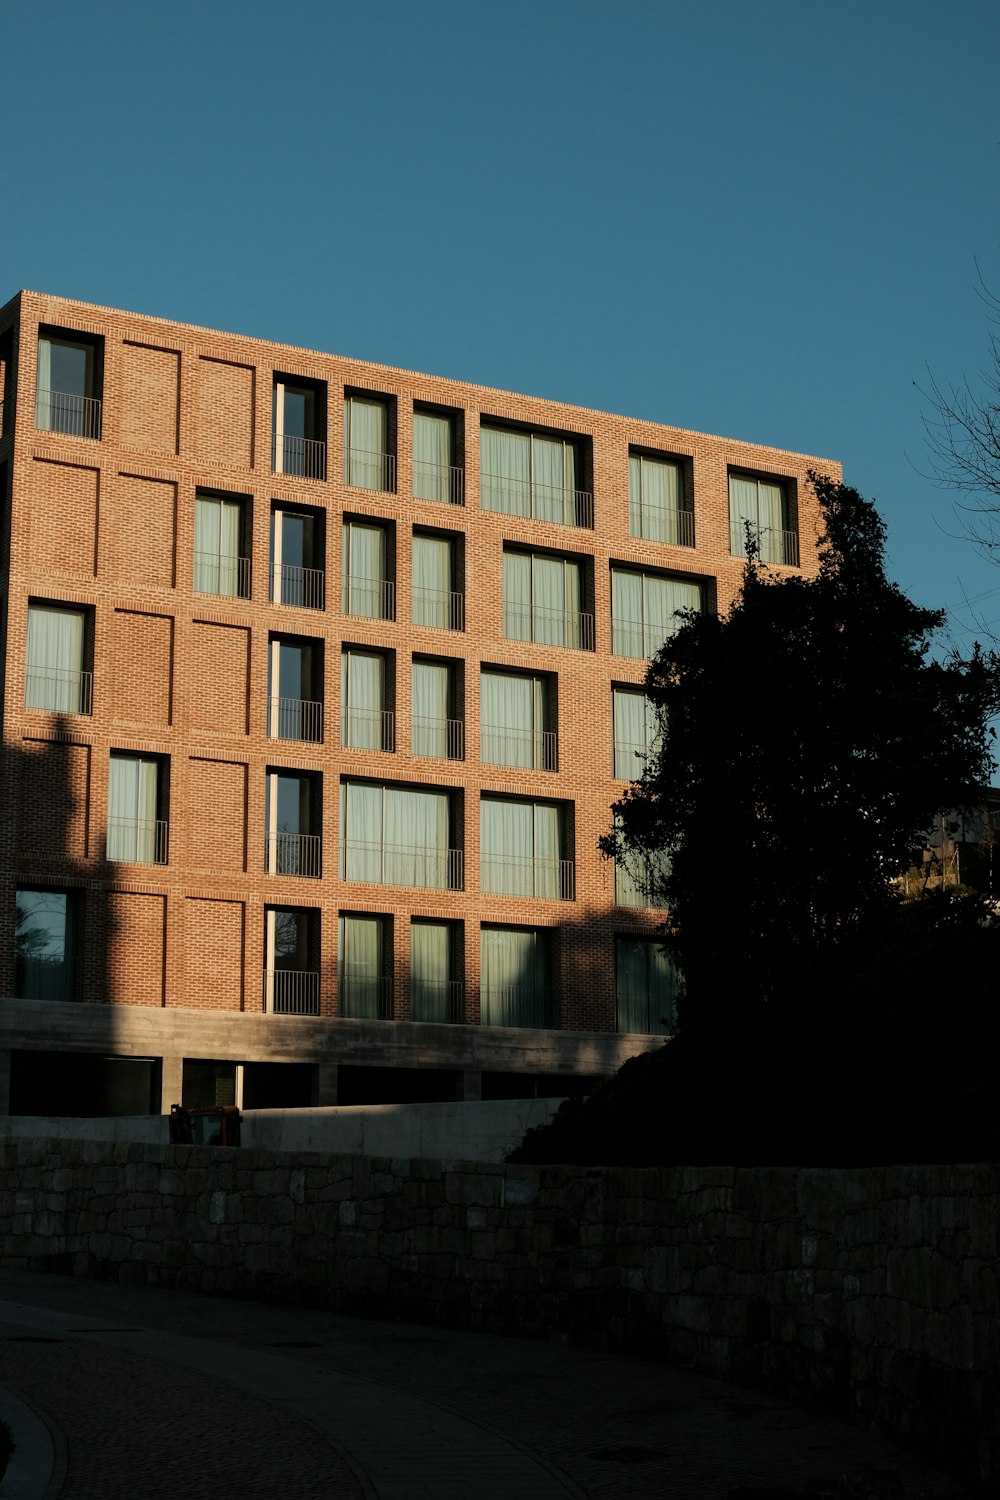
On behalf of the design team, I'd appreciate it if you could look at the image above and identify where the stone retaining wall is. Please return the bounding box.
[2,1138,996,1485]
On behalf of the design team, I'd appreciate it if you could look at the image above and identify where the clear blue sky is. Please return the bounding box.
[4,0,999,645]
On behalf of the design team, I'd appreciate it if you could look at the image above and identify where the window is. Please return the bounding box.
[15,889,76,1001]
[480,926,551,1028]
[612,687,659,779]
[614,826,669,909]
[480,797,573,900]
[25,603,91,714]
[273,376,326,480]
[503,550,593,650]
[481,425,591,528]
[628,452,692,546]
[341,648,394,752]
[615,937,676,1035]
[412,532,463,630]
[271,506,325,609]
[339,913,392,1019]
[344,394,394,492]
[342,519,394,620]
[264,907,320,1015]
[729,473,798,566]
[413,408,463,504]
[194,492,250,598]
[412,658,463,759]
[410,920,462,1022]
[107,754,168,865]
[268,636,324,743]
[481,670,556,771]
[611,568,703,659]
[265,771,322,878]
[340,781,461,891]
[35,328,102,439]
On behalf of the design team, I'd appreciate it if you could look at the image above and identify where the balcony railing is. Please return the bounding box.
[503,603,595,651]
[272,433,326,481]
[345,448,396,493]
[107,818,169,866]
[412,587,464,631]
[270,562,325,610]
[613,739,656,779]
[480,985,552,1029]
[413,461,465,505]
[264,831,322,878]
[24,666,93,716]
[35,389,102,440]
[263,969,320,1016]
[481,473,593,529]
[339,971,393,1020]
[268,696,324,743]
[412,716,464,760]
[194,552,251,599]
[615,854,669,909]
[343,575,396,621]
[481,725,557,772]
[730,522,799,568]
[341,840,463,891]
[341,707,396,752]
[611,617,679,660]
[630,503,695,548]
[410,978,465,1024]
[480,854,575,901]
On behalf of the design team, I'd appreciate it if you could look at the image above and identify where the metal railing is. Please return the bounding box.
[412,587,464,631]
[270,562,325,610]
[341,840,463,891]
[412,716,464,760]
[630,503,695,548]
[481,725,557,772]
[268,695,324,743]
[613,739,655,779]
[503,603,595,651]
[480,854,575,900]
[481,473,593,529]
[338,971,393,1020]
[611,617,679,660]
[35,389,102,440]
[194,552,251,599]
[615,854,669,909]
[345,448,396,493]
[343,575,396,621]
[729,521,799,568]
[264,831,322,878]
[341,707,396,752]
[272,433,326,480]
[263,969,321,1015]
[480,985,552,1029]
[107,817,169,865]
[24,667,93,716]
[413,461,465,505]
[410,978,465,1024]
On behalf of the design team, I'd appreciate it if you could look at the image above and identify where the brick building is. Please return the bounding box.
[0,290,839,1116]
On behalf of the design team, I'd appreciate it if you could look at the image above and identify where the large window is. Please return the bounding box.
[35,329,102,439]
[628,453,692,546]
[481,425,591,528]
[344,394,394,492]
[273,377,326,480]
[412,658,462,760]
[412,532,463,630]
[25,603,91,714]
[480,926,551,1028]
[271,506,325,609]
[194,492,250,598]
[503,550,593,651]
[340,781,461,891]
[15,889,76,1001]
[612,687,659,779]
[481,670,555,771]
[268,636,324,743]
[265,771,321,878]
[480,798,573,900]
[413,409,462,504]
[339,913,392,1019]
[342,519,394,621]
[107,754,168,865]
[411,919,462,1023]
[611,568,703,659]
[341,648,393,752]
[729,473,798,566]
[615,937,676,1035]
[614,825,670,910]
[264,907,320,1015]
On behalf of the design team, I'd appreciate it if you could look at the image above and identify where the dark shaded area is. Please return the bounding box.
[336,1064,462,1105]
[481,1070,599,1100]
[10,1051,156,1117]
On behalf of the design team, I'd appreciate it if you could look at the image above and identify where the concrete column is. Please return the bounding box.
[316,1064,338,1106]
[459,1069,482,1101]
[159,1053,184,1114]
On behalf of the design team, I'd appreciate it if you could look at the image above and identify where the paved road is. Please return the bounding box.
[0,1268,974,1499]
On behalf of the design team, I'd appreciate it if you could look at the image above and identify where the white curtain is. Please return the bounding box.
[729,475,760,557]
[612,688,653,778]
[413,412,452,501]
[481,427,531,516]
[503,551,531,641]
[339,913,385,1018]
[481,671,540,768]
[412,534,453,628]
[194,496,242,596]
[531,437,566,523]
[26,605,84,712]
[341,650,384,750]
[340,781,384,883]
[108,755,159,863]
[532,802,561,898]
[341,781,450,888]
[343,521,386,618]
[34,337,52,428]
[411,920,452,1022]
[611,569,643,657]
[615,938,674,1035]
[612,570,701,658]
[412,659,450,757]
[481,797,533,896]
[630,455,680,542]
[344,397,387,488]
[480,927,549,1027]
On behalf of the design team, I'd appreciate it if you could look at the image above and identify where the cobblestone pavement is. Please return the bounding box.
[0,1268,977,1500]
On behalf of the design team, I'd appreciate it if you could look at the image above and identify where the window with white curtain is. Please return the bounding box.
[480,797,573,900]
[35,329,102,439]
[342,519,394,620]
[615,936,676,1035]
[481,670,555,771]
[340,780,459,890]
[610,568,703,659]
[413,409,461,503]
[412,532,462,630]
[15,889,76,1002]
[612,687,659,779]
[194,492,250,598]
[341,649,392,752]
[728,473,797,565]
[503,549,592,650]
[410,919,461,1023]
[480,926,551,1028]
[344,394,394,492]
[628,453,692,546]
[25,603,91,714]
[481,425,589,527]
[107,754,167,865]
[339,912,391,1019]
[412,658,462,760]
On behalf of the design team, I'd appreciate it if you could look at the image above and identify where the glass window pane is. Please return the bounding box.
[15,890,73,1001]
